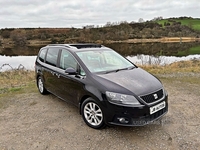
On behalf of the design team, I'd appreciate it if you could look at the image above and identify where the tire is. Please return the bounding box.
[37,76,48,95]
[81,98,106,129]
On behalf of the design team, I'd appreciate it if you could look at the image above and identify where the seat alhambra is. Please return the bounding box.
[35,44,168,129]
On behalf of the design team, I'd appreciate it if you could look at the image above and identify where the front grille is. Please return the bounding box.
[140,89,164,104]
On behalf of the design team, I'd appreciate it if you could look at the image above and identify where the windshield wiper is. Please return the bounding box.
[115,68,127,72]
[104,66,135,74]
[116,66,135,72]
[104,69,117,74]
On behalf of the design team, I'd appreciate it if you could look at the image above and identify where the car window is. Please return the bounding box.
[39,48,47,62]
[46,48,59,67]
[103,51,125,66]
[76,50,134,73]
[60,50,77,70]
[60,49,86,76]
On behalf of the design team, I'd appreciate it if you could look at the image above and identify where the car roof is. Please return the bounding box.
[44,43,111,52]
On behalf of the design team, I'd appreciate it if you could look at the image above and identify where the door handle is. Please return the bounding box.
[56,73,60,78]
[51,71,55,75]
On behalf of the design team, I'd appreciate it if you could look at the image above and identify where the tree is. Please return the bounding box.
[1,30,11,38]
[10,29,27,46]
[138,18,145,23]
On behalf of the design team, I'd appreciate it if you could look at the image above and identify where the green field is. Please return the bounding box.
[156,18,200,31]
[178,45,200,56]
[189,46,200,54]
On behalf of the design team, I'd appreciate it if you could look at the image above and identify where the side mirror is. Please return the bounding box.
[65,67,77,75]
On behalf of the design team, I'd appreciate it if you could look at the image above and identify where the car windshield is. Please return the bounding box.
[76,50,135,73]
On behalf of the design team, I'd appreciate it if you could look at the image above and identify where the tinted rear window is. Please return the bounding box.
[46,48,59,67]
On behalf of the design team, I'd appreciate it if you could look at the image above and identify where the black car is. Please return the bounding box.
[35,43,168,129]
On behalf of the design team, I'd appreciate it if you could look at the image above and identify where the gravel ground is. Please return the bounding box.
[0,75,200,150]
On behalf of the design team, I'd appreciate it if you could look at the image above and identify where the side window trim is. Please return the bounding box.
[57,48,62,67]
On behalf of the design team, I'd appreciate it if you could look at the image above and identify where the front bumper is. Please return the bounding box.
[104,96,168,126]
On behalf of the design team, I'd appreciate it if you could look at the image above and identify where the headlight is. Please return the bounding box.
[106,91,140,106]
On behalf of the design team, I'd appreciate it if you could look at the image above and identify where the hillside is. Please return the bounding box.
[156,17,200,31]
[0,17,200,46]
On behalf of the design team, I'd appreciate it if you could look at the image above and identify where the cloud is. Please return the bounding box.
[0,0,199,28]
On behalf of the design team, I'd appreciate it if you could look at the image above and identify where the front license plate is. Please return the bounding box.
[150,101,165,115]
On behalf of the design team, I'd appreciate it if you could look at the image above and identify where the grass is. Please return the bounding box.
[0,70,35,86]
[156,19,170,26]
[176,18,200,31]
[177,45,200,56]
[189,46,200,54]
[139,59,200,74]
[0,70,36,109]
[0,70,35,98]
[156,18,200,31]
[140,60,200,92]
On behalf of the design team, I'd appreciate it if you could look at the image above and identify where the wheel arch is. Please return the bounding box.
[79,93,104,115]
[79,95,92,115]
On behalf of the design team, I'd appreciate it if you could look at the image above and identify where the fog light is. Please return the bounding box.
[118,117,129,124]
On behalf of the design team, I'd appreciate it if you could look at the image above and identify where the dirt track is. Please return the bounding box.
[0,75,200,150]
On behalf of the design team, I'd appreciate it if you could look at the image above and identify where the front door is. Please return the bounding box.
[55,49,86,105]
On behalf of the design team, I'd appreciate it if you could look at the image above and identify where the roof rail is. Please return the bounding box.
[69,43,103,49]
[46,43,104,49]
[47,44,71,48]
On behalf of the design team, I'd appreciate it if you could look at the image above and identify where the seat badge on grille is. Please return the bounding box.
[153,94,158,99]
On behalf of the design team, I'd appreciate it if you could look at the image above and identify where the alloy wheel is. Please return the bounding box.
[83,101,103,127]
[37,77,47,94]
[38,78,44,93]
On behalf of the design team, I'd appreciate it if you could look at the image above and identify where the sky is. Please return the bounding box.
[0,0,200,29]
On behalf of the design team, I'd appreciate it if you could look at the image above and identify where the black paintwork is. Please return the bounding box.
[35,44,168,127]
